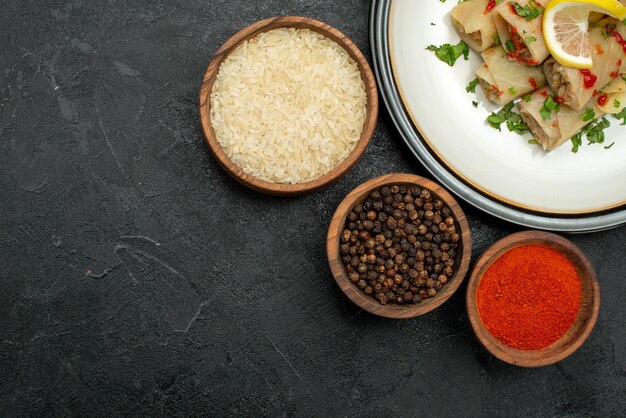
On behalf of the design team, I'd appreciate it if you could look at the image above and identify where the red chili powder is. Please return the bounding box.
[477,244,581,350]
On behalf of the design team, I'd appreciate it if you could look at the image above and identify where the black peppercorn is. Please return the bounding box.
[376,293,387,305]
[340,183,460,306]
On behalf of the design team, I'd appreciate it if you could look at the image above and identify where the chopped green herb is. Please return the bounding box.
[605,142,615,149]
[586,117,610,144]
[581,108,595,122]
[616,107,626,125]
[539,96,560,121]
[466,78,479,93]
[570,116,614,153]
[571,132,582,153]
[523,94,532,102]
[472,101,478,108]
[508,86,518,95]
[614,99,621,108]
[525,36,537,44]
[431,22,436,26]
[528,139,539,145]
[487,113,506,131]
[505,40,516,53]
[426,40,470,66]
[493,33,501,46]
[506,112,529,134]
[486,101,528,135]
[512,0,543,21]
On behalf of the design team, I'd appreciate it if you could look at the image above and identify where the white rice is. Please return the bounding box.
[210,28,367,184]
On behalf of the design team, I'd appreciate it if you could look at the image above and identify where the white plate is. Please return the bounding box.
[389,0,626,214]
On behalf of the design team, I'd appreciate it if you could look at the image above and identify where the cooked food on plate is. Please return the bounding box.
[450,0,500,51]
[476,45,547,104]
[429,0,626,152]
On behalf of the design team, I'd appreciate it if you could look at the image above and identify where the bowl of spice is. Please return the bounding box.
[327,174,472,318]
[199,16,378,195]
[466,231,600,367]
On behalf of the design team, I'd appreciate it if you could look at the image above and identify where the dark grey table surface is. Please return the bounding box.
[1,0,624,416]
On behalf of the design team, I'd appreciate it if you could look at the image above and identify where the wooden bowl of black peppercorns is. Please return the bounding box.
[327,174,472,318]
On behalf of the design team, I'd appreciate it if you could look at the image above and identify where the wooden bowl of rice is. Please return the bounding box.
[199,16,378,195]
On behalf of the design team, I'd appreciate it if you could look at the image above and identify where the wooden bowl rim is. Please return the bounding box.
[198,16,379,196]
[466,230,600,367]
[326,173,472,318]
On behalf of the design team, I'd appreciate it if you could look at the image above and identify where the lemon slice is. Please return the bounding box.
[543,0,626,69]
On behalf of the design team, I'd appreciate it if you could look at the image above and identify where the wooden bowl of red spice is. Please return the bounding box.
[327,174,472,318]
[466,231,600,368]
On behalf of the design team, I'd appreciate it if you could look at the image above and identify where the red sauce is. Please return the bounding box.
[507,51,539,65]
[506,27,538,65]
[509,3,518,14]
[618,59,623,66]
[540,90,549,98]
[554,96,564,104]
[610,70,620,78]
[580,69,597,89]
[595,44,604,55]
[592,89,598,97]
[612,30,626,54]
[606,23,626,54]
[597,93,608,106]
[485,0,497,14]
[529,78,539,90]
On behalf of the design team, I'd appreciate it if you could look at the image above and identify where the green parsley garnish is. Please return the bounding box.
[616,107,626,125]
[528,139,539,145]
[472,101,478,108]
[525,36,537,44]
[570,117,613,153]
[486,101,529,135]
[581,108,595,122]
[506,111,529,134]
[466,78,479,93]
[586,117,610,144]
[605,142,615,149]
[505,40,516,53]
[487,113,506,130]
[508,86,518,95]
[571,132,582,153]
[523,94,532,102]
[614,99,621,108]
[426,40,470,66]
[493,33,501,46]
[512,0,543,21]
[539,96,560,121]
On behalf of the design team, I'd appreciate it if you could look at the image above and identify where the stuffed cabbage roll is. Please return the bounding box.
[594,74,626,115]
[450,0,499,51]
[476,46,547,104]
[493,0,549,65]
[518,76,624,151]
[544,18,626,110]
[517,89,603,151]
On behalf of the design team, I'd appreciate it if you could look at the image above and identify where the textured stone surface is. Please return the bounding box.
[0,0,624,416]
